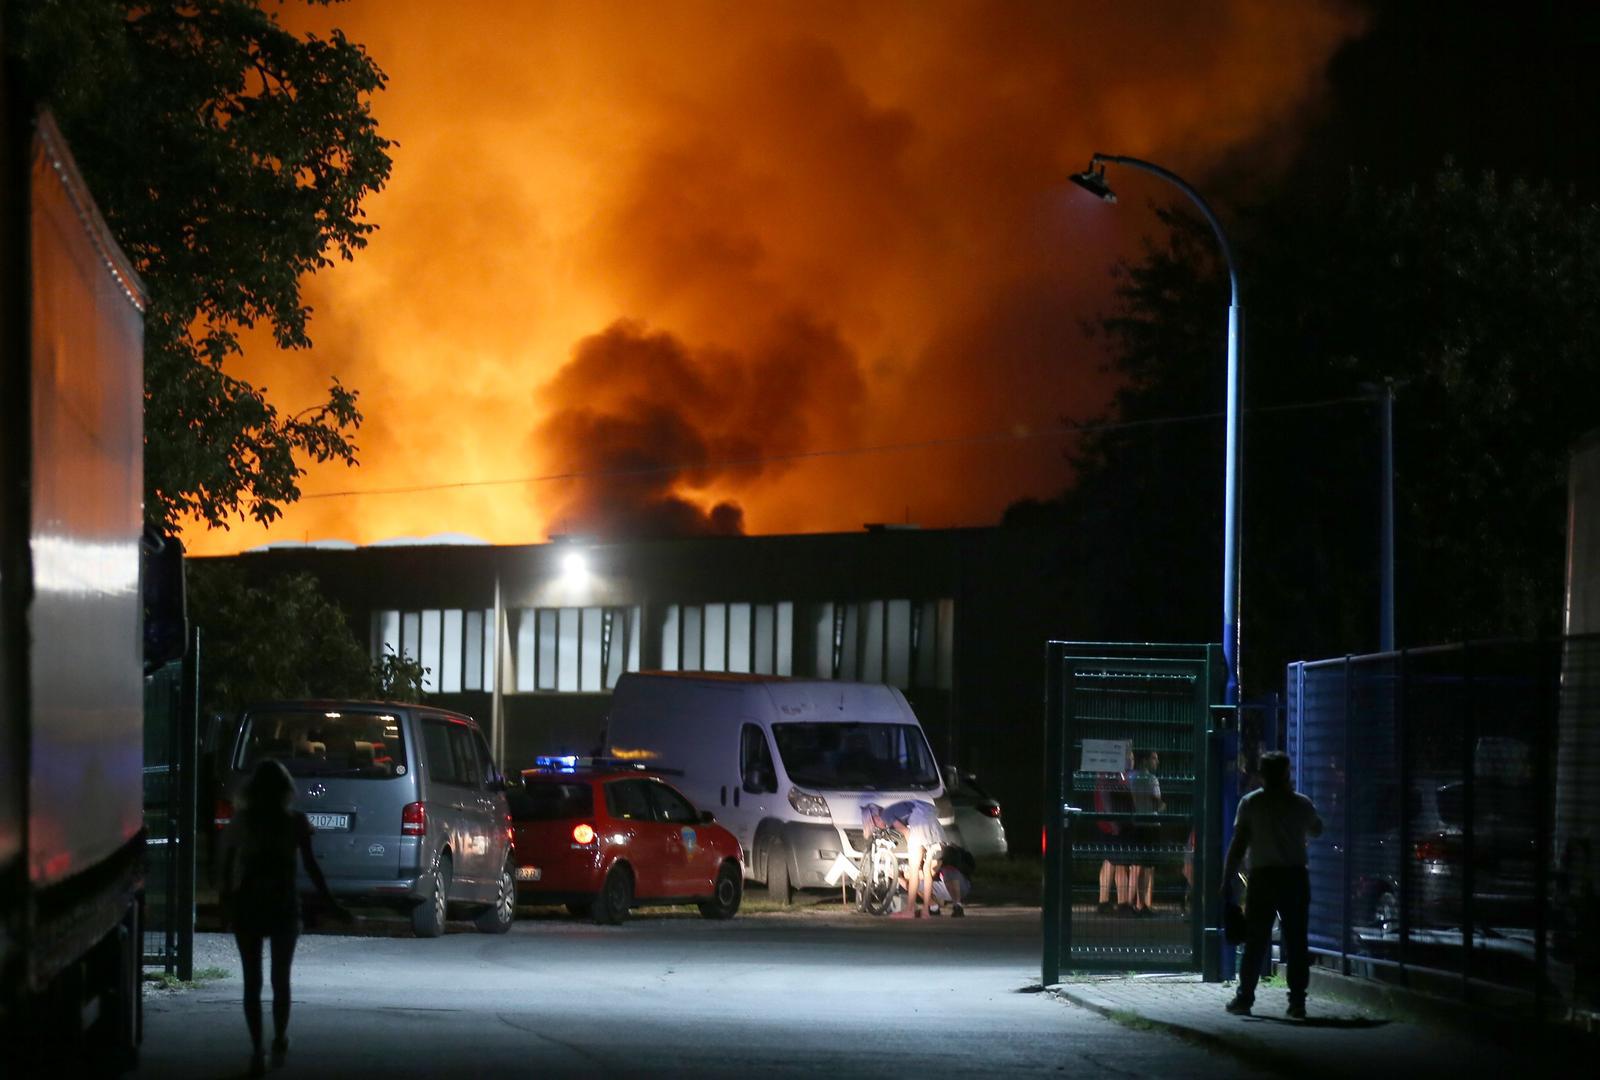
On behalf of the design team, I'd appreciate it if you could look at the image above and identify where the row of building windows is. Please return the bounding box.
[371,598,954,696]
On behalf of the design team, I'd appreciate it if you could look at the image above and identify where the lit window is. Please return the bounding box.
[661,605,680,671]
[729,603,751,673]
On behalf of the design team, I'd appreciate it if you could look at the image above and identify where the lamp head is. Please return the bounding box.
[1069,163,1117,204]
[558,548,590,588]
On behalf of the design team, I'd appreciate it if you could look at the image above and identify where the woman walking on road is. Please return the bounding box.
[220,759,349,1075]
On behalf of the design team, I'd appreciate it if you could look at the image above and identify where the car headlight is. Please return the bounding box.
[788,787,831,818]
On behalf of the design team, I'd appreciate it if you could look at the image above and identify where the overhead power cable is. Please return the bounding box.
[297,393,1371,501]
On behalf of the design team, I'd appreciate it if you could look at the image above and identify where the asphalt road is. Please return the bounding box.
[137,906,1253,1079]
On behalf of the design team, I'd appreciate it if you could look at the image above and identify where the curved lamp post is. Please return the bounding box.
[1070,153,1244,705]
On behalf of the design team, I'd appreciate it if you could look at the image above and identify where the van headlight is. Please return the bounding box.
[788,787,831,818]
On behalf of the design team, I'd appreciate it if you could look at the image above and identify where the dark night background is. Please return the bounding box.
[1011,1,1600,695]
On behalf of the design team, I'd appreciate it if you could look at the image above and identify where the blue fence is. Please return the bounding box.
[1287,636,1600,1017]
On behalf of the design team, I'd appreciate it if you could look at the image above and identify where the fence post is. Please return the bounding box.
[1212,710,1237,983]
[1342,655,1354,975]
[176,627,200,981]
[1533,637,1554,1016]
[162,660,180,976]
[1461,641,1476,998]
[1042,644,1065,987]
[1396,648,1409,978]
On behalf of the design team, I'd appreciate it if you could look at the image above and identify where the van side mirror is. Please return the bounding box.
[142,529,188,674]
[699,810,715,824]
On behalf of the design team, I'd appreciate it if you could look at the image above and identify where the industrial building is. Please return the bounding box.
[209,524,1064,852]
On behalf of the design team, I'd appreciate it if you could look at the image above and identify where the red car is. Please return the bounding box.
[509,761,743,924]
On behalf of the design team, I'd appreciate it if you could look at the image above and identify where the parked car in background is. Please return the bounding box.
[944,767,1008,858]
[510,759,744,924]
[222,701,516,937]
[1358,765,1538,934]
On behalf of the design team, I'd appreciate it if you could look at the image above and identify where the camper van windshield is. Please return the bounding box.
[771,722,939,791]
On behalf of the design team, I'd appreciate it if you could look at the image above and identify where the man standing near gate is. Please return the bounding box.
[1219,750,1323,1018]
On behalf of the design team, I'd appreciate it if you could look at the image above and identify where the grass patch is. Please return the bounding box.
[144,966,229,992]
[736,897,818,915]
[519,895,835,921]
[1108,1009,1158,1031]
[975,856,1043,887]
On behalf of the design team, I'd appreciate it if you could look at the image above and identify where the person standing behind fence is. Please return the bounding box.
[1128,749,1166,915]
[1220,750,1323,1019]
[1095,747,1136,914]
[220,759,350,1076]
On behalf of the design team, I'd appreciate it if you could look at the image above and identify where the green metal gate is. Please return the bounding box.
[1042,642,1225,983]
[143,628,199,978]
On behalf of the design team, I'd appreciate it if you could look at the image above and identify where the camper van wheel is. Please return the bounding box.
[766,841,793,905]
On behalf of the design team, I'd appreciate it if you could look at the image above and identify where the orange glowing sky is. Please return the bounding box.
[181,0,1362,555]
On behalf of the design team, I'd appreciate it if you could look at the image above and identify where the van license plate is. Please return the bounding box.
[307,813,351,831]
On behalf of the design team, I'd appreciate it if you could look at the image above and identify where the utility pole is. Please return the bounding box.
[1362,378,1403,653]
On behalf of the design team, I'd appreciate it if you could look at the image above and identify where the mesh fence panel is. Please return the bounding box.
[1289,636,1600,1014]
[1064,669,1199,967]
[1554,635,1600,1008]
[1347,655,1399,962]
[1294,659,1348,956]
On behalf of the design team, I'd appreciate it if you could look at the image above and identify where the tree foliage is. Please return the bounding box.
[372,645,427,702]
[187,562,424,717]
[1042,165,1600,684]
[7,0,393,531]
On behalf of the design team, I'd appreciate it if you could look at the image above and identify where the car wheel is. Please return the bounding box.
[698,861,743,919]
[766,840,792,906]
[591,865,633,925]
[411,853,452,938]
[474,859,517,934]
[565,901,593,918]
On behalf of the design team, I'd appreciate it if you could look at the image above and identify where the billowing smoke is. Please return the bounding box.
[535,314,864,537]
[183,0,1363,552]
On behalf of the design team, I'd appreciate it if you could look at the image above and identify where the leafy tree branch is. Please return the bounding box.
[8,0,393,530]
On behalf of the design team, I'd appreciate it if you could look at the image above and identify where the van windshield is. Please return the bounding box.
[238,709,408,779]
[771,722,939,791]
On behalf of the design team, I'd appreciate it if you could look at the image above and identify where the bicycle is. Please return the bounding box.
[854,825,904,916]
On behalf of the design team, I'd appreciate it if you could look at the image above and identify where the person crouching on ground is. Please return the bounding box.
[864,800,945,919]
[934,842,977,917]
[1220,750,1323,1019]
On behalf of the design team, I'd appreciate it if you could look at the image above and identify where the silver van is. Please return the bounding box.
[224,700,515,936]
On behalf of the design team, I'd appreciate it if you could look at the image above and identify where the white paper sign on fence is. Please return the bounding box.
[1080,738,1131,773]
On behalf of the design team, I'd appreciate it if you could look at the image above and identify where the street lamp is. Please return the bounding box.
[1071,153,1244,705]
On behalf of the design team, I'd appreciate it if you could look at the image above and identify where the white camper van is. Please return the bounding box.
[604,672,952,901]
